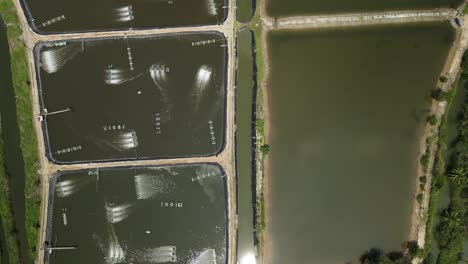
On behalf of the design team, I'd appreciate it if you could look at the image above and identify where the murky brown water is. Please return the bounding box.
[266,22,456,264]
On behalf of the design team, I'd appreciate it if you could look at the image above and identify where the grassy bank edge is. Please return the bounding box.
[421,75,460,259]
[0,0,42,260]
[421,52,467,262]
[247,7,267,259]
[0,132,20,264]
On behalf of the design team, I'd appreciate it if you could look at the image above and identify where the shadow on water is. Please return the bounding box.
[0,16,31,263]
[0,217,8,263]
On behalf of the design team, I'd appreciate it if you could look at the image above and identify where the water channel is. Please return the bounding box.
[36,32,227,164]
[46,164,227,264]
[265,22,456,264]
[0,15,30,263]
[235,28,256,264]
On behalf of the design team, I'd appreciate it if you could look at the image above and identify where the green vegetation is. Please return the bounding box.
[427,114,438,126]
[420,145,431,169]
[422,51,468,263]
[0,0,42,260]
[360,242,421,264]
[439,76,448,83]
[432,88,449,102]
[248,8,268,254]
[0,131,21,264]
[260,144,270,155]
[417,193,424,204]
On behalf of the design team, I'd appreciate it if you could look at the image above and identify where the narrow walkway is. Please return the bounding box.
[263,9,459,29]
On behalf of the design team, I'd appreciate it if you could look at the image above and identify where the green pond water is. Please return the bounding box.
[36,32,227,164]
[46,164,227,264]
[236,28,256,262]
[266,0,463,17]
[266,22,456,264]
[237,0,253,22]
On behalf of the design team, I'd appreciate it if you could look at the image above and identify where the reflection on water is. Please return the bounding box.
[47,164,227,264]
[240,252,256,264]
[36,33,227,163]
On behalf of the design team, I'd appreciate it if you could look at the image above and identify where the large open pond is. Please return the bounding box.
[35,32,227,164]
[21,0,227,34]
[266,0,463,17]
[235,28,256,263]
[45,164,227,264]
[266,22,456,263]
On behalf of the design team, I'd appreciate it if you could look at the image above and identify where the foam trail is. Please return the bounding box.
[206,0,218,16]
[55,177,91,198]
[114,6,134,22]
[115,131,138,150]
[106,225,126,264]
[40,43,83,74]
[105,202,132,224]
[128,246,177,263]
[134,174,175,200]
[105,68,140,85]
[149,64,172,122]
[193,65,213,111]
[196,165,221,203]
[190,249,216,264]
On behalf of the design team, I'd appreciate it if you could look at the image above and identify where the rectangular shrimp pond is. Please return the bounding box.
[35,32,227,164]
[265,22,456,264]
[45,164,228,264]
[20,0,227,33]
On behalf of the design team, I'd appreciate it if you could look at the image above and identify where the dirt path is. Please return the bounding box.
[263,9,457,29]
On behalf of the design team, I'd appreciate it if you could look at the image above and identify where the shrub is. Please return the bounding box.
[260,144,270,155]
[427,114,437,126]
[419,176,427,184]
[432,88,449,102]
[439,76,449,83]
[417,193,424,204]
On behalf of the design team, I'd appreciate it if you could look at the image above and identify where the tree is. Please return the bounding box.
[432,88,449,102]
[427,114,437,126]
[416,193,423,204]
[448,168,467,185]
[441,209,462,228]
[440,76,449,83]
[260,144,270,155]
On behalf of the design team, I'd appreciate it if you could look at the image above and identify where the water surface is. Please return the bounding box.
[46,164,227,264]
[36,32,227,164]
[237,0,253,22]
[236,28,256,262]
[266,22,455,264]
[21,0,226,33]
